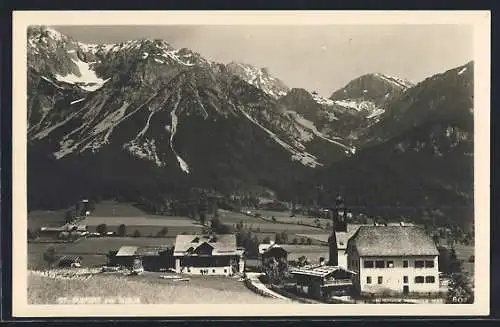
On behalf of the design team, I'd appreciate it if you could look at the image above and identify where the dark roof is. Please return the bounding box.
[174,234,237,255]
[348,226,439,256]
[59,255,82,262]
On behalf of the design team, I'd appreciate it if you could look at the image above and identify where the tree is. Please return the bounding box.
[65,210,75,224]
[292,238,298,244]
[118,224,127,237]
[274,233,282,244]
[306,238,313,245]
[96,224,107,235]
[300,237,306,245]
[43,247,57,267]
[446,272,474,304]
[199,211,207,226]
[133,230,141,238]
[157,227,169,238]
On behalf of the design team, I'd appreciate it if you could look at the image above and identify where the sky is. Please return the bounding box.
[53,25,473,97]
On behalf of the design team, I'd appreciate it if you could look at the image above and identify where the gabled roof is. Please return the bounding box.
[259,242,288,255]
[116,246,139,257]
[296,224,367,249]
[174,234,237,256]
[348,226,439,257]
[290,265,357,278]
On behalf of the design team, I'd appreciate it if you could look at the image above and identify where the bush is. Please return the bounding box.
[292,238,298,244]
[306,238,313,245]
[96,224,107,235]
[133,230,141,238]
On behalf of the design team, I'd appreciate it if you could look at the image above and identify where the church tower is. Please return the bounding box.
[327,195,347,266]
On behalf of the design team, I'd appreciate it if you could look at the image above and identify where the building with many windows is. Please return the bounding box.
[173,233,245,276]
[346,225,440,297]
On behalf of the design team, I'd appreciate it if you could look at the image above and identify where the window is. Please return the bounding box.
[403,276,408,284]
[375,260,385,268]
[188,268,191,273]
[425,260,435,268]
[425,276,435,283]
[366,276,372,284]
[386,260,394,268]
[378,276,383,284]
[415,276,425,283]
[200,269,203,274]
[224,269,227,273]
[212,269,216,273]
[364,260,374,268]
[403,260,409,268]
[414,260,425,268]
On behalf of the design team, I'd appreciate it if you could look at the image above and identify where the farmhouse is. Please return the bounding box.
[258,241,288,264]
[107,246,144,273]
[173,234,244,276]
[346,225,440,297]
[108,245,173,271]
[289,265,357,300]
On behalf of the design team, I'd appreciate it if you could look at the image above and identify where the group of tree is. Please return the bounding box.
[443,248,474,304]
[262,256,288,285]
[274,231,289,244]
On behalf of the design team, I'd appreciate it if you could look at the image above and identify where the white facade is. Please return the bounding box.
[338,249,348,268]
[347,249,440,295]
[174,259,234,276]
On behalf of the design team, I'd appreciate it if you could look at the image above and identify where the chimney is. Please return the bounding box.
[319,257,325,266]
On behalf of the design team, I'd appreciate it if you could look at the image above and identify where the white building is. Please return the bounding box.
[346,226,440,297]
[173,234,244,276]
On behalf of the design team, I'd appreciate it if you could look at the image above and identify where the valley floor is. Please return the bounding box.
[28,270,286,304]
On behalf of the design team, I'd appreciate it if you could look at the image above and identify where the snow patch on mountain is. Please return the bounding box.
[288,111,354,152]
[238,108,321,168]
[374,73,413,89]
[169,91,190,174]
[70,98,85,105]
[311,93,335,106]
[54,58,108,91]
[458,67,467,75]
[124,139,163,167]
[227,62,289,99]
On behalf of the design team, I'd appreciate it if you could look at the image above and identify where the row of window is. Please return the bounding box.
[366,276,435,284]
[362,260,434,269]
[186,268,227,273]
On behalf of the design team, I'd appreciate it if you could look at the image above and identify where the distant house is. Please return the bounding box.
[289,265,357,300]
[173,234,244,276]
[108,246,144,273]
[258,241,288,266]
[107,245,173,272]
[346,226,440,297]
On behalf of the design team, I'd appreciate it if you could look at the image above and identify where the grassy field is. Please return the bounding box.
[28,237,178,269]
[219,210,325,234]
[28,272,286,304]
[91,201,147,217]
[59,237,175,254]
[28,209,68,230]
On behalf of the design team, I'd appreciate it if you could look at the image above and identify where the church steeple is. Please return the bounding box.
[328,195,348,266]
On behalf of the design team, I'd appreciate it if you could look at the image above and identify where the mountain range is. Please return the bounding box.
[26,26,474,228]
